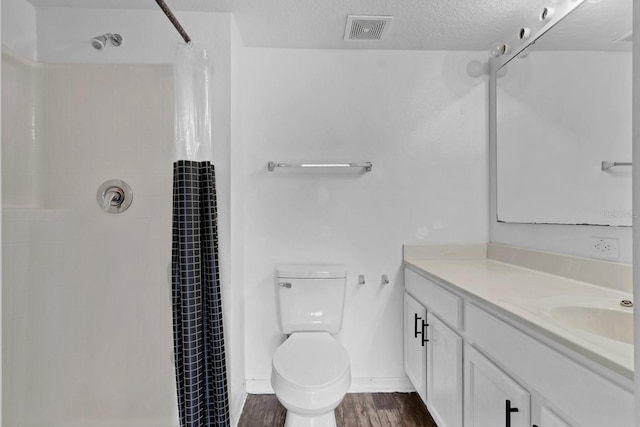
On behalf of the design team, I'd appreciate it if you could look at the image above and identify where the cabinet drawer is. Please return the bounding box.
[465,303,634,427]
[405,268,462,330]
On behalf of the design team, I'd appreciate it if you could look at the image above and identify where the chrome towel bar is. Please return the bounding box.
[602,161,632,171]
[267,161,373,172]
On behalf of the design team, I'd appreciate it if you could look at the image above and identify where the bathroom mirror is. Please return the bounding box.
[496,0,632,226]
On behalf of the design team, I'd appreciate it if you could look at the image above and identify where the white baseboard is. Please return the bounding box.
[246,379,274,394]
[348,377,415,393]
[48,421,177,427]
[246,377,414,395]
[230,387,248,427]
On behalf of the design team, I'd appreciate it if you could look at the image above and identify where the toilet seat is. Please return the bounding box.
[272,332,350,391]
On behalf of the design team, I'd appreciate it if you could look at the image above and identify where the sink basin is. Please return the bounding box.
[550,306,633,344]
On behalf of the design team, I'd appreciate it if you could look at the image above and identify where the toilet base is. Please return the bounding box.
[284,410,337,427]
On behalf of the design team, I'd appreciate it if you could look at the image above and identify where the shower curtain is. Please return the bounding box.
[171,44,230,427]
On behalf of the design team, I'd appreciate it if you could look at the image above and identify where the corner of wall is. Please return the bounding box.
[228,12,248,425]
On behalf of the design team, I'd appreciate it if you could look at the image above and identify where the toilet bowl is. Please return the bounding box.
[272,264,351,426]
[271,332,351,427]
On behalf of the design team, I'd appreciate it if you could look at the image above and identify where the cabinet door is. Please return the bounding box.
[404,292,427,404]
[465,345,530,427]
[427,313,463,427]
[538,406,571,427]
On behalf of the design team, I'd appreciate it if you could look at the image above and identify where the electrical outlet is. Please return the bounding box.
[591,237,619,259]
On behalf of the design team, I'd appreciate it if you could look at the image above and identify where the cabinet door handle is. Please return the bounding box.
[505,400,519,427]
[421,320,429,346]
[414,313,422,338]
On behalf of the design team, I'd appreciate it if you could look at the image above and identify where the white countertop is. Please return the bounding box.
[405,256,634,379]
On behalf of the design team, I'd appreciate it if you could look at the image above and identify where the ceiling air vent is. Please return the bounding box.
[344,15,392,41]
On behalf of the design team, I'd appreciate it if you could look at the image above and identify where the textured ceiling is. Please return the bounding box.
[26,0,232,11]
[25,0,630,51]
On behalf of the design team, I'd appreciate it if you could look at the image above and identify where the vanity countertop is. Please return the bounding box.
[404,244,634,380]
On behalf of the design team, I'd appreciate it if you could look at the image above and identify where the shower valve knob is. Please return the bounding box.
[97,179,133,214]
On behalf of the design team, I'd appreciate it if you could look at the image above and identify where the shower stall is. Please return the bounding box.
[2,38,179,427]
[1,1,244,424]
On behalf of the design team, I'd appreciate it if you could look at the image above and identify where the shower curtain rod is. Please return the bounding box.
[155,0,191,45]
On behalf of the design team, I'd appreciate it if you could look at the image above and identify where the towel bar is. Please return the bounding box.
[267,162,373,172]
[602,161,632,171]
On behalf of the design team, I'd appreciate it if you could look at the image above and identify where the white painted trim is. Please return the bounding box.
[348,377,415,393]
[45,422,177,427]
[230,391,248,427]
[0,4,3,423]
[632,0,640,419]
[246,379,274,394]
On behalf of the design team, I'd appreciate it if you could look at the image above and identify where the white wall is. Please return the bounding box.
[1,0,37,61]
[233,46,490,390]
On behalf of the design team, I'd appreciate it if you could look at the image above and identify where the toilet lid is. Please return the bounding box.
[273,332,350,390]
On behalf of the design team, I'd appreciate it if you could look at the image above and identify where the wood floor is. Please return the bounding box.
[238,393,438,427]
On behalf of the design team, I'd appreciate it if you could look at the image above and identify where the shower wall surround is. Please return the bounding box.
[1,50,42,207]
[2,50,178,426]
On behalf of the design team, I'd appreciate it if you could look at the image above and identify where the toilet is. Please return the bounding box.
[271,264,351,427]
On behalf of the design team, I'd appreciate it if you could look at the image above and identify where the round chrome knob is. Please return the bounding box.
[97,179,133,214]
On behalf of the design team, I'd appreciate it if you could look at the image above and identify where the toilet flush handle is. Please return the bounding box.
[279,282,292,288]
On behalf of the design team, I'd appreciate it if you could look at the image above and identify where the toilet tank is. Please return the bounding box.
[275,264,347,334]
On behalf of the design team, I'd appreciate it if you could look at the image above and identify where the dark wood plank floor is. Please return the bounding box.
[238,393,438,427]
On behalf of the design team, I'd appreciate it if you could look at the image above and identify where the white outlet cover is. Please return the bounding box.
[590,237,619,259]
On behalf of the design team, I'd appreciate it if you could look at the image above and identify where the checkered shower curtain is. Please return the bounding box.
[171,160,230,427]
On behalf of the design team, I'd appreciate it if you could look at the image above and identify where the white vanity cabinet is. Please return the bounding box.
[403,292,427,404]
[465,344,530,427]
[404,268,464,427]
[465,303,633,427]
[403,264,635,427]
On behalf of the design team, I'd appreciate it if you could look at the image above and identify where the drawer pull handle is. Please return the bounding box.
[413,313,429,346]
[422,320,429,346]
[505,400,519,427]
